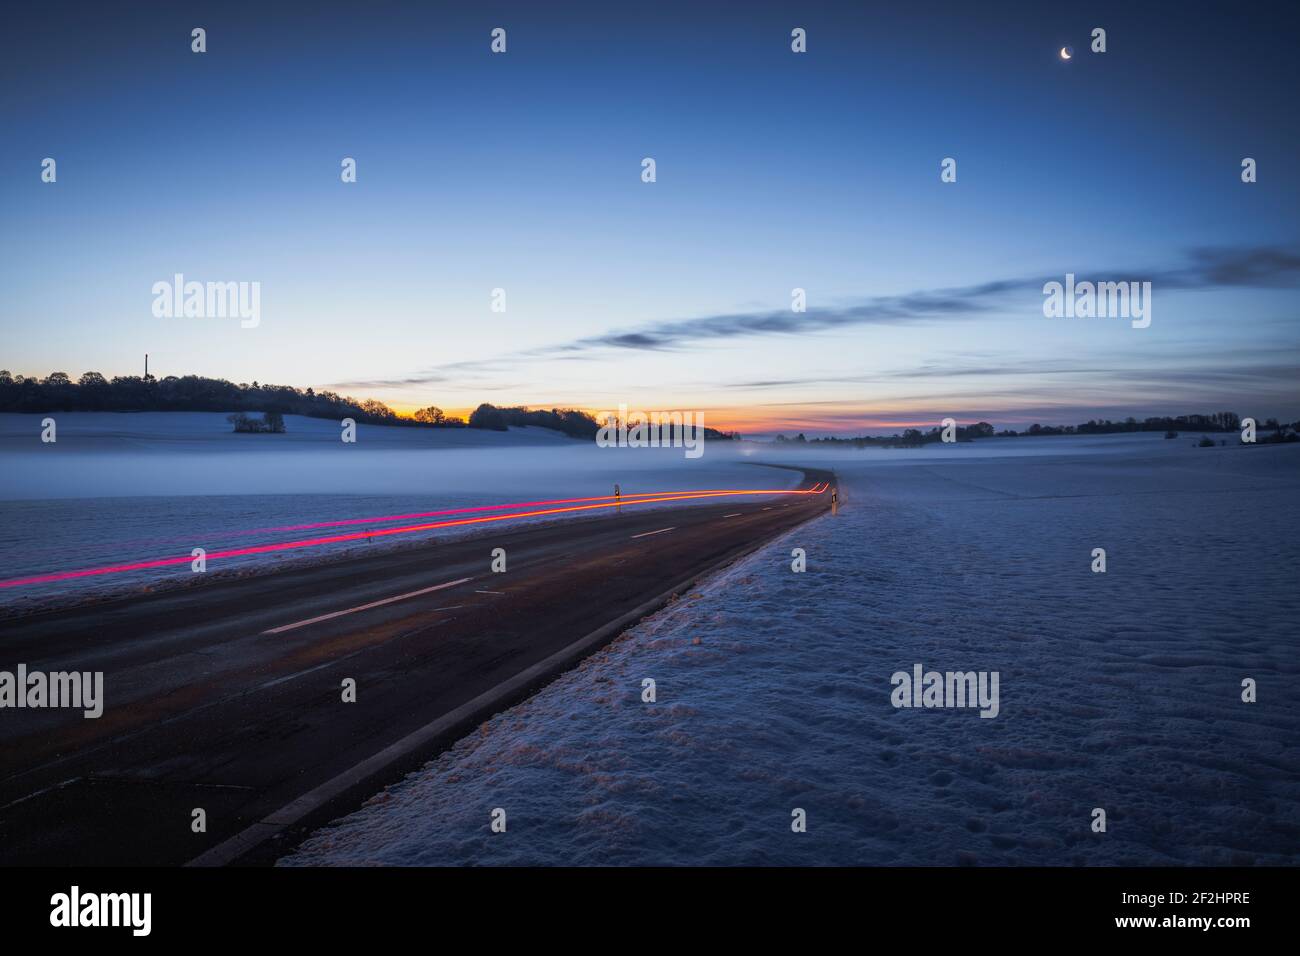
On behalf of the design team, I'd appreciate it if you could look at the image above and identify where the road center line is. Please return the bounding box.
[0,776,82,813]
[631,527,675,539]
[258,659,339,689]
[262,577,473,635]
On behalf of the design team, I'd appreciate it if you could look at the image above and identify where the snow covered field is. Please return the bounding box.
[282,435,1300,866]
[0,413,796,612]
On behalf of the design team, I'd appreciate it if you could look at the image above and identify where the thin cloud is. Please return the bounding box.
[344,243,1300,389]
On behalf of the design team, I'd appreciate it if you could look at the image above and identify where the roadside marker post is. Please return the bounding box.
[615,483,621,513]
[831,487,838,515]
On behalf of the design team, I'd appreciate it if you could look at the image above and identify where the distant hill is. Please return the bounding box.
[0,370,438,428]
[0,370,738,441]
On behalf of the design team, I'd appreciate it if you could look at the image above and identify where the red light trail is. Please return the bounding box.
[0,484,826,589]
[210,488,813,536]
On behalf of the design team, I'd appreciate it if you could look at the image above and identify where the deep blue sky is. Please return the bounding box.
[3,0,1297,433]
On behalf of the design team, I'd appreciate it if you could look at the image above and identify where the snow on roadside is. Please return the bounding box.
[282,440,1300,866]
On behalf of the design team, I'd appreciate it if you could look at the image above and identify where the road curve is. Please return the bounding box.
[0,468,833,865]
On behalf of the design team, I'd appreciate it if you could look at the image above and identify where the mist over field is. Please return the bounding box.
[0,412,797,609]
[5,415,1288,618]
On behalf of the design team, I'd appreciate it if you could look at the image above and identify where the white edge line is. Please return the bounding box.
[189,477,830,867]
[262,577,473,635]
[0,776,82,812]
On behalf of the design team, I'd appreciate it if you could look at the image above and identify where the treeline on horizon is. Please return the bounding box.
[2,371,1294,444]
[0,370,737,441]
[776,412,1299,447]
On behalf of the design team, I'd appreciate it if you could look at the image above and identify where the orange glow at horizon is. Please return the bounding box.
[380,389,1054,435]
[382,401,980,435]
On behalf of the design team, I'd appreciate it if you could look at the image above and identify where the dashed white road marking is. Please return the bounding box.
[259,659,337,689]
[0,776,82,812]
[262,577,473,634]
[631,527,675,539]
[723,513,743,518]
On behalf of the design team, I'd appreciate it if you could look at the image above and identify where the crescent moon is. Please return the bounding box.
[1060,46,1072,60]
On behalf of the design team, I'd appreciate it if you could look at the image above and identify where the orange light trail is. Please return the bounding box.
[0,484,827,589]
[218,488,818,537]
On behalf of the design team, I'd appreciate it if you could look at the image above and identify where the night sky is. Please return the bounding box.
[3,0,1297,434]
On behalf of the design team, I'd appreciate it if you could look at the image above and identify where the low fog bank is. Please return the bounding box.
[0,412,1244,501]
[0,412,753,500]
[0,412,800,610]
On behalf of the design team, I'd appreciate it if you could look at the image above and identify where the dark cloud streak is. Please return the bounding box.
[339,244,1300,390]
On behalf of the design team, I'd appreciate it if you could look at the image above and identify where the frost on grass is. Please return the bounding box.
[282,436,1299,866]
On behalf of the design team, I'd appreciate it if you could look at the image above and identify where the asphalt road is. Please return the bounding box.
[0,468,832,865]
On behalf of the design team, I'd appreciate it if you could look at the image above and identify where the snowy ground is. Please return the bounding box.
[282,435,1300,866]
[0,412,795,612]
